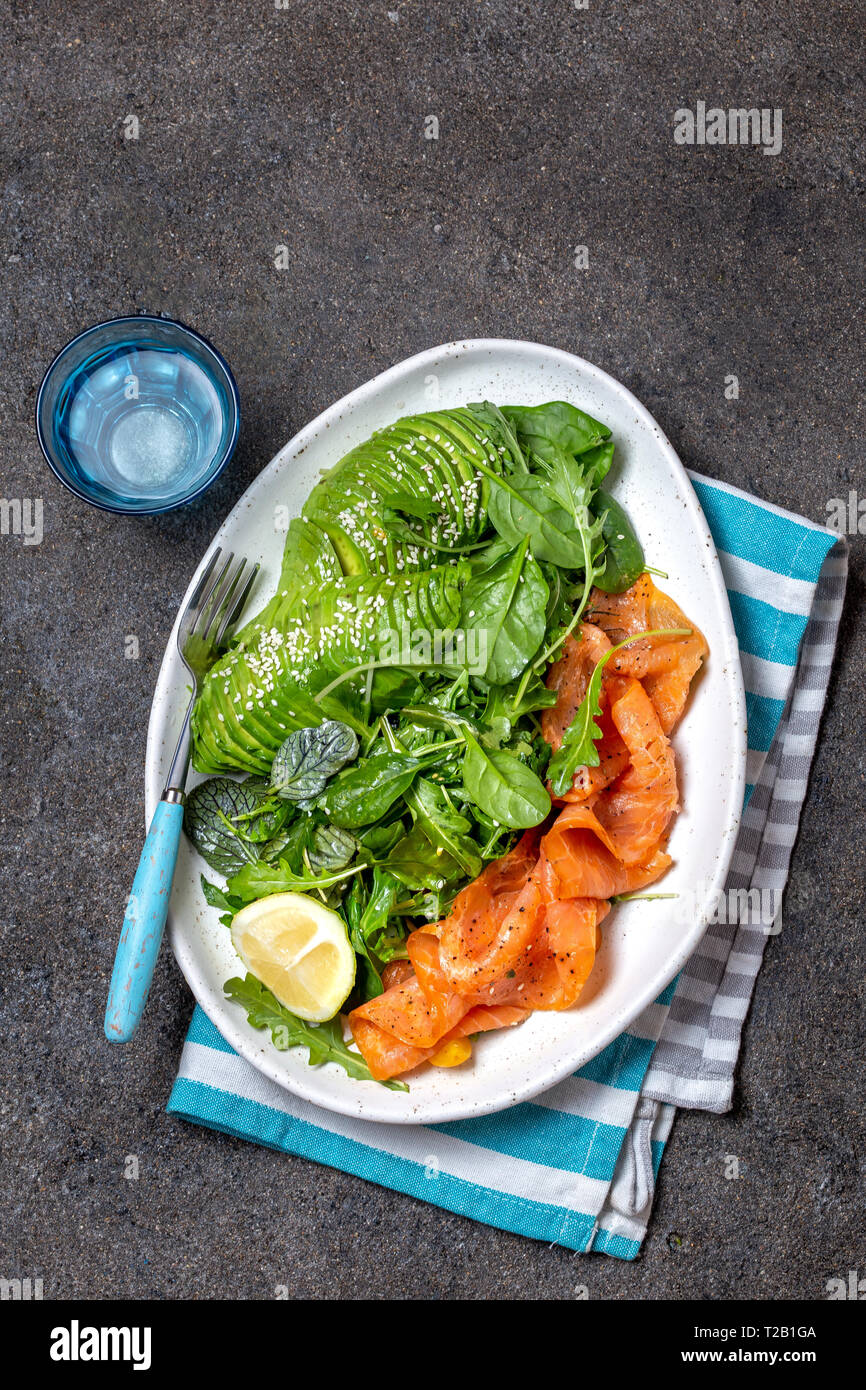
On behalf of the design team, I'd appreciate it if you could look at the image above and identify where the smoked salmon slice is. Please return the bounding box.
[349,988,529,1081]
[543,631,631,803]
[381,959,415,990]
[351,974,471,1050]
[541,801,673,899]
[437,833,546,992]
[542,624,612,750]
[592,676,679,863]
[588,574,708,734]
[348,1017,435,1082]
[346,573,707,1082]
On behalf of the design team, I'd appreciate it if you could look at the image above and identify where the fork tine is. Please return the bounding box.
[193,550,235,635]
[184,547,223,621]
[215,560,260,647]
[202,553,246,642]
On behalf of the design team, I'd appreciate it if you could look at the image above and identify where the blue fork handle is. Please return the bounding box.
[104,798,185,1042]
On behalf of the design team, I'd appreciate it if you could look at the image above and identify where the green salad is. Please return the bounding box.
[184,400,646,1086]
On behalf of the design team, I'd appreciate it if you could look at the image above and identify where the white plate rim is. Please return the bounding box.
[146,338,747,1124]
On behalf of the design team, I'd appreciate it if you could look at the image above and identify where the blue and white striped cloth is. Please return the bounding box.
[168,473,847,1259]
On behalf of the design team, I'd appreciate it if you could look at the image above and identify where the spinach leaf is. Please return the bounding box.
[502,402,611,463]
[270,721,359,802]
[485,470,586,567]
[317,754,421,829]
[407,777,483,879]
[224,973,407,1090]
[184,778,265,876]
[384,825,465,891]
[461,537,548,685]
[466,536,513,570]
[506,449,606,685]
[357,820,407,860]
[592,488,646,593]
[461,731,550,829]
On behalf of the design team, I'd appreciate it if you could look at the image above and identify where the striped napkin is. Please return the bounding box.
[167,473,847,1259]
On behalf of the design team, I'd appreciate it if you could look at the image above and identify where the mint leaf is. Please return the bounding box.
[270,721,359,802]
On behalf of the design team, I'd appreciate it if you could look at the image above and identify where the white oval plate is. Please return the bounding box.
[147,339,747,1124]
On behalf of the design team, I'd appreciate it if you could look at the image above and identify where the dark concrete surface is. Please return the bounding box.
[1,0,863,1301]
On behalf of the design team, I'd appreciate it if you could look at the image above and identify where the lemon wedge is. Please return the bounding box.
[230,892,355,1022]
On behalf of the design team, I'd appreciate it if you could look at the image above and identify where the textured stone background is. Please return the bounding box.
[1,0,863,1300]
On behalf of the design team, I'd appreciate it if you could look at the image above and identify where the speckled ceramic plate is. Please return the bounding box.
[147,339,747,1124]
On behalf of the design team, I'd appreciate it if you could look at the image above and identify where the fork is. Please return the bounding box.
[104,548,259,1043]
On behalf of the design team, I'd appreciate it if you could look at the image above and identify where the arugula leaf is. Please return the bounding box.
[372,714,483,878]
[200,874,243,912]
[357,820,407,860]
[540,445,603,529]
[576,441,614,490]
[270,721,359,802]
[354,869,405,970]
[461,731,550,830]
[200,874,244,926]
[395,704,480,739]
[477,679,557,751]
[497,676,559,721]
[227,856,366,906]
[224,974,408,1090]
[259,814,316,869]
[461,537,548,685]
[406,777,483,879]
[344,877,384,999]
[548,678,606,798]
[548,627,691,796]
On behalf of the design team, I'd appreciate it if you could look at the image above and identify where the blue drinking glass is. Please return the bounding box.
[36,315,240,515]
